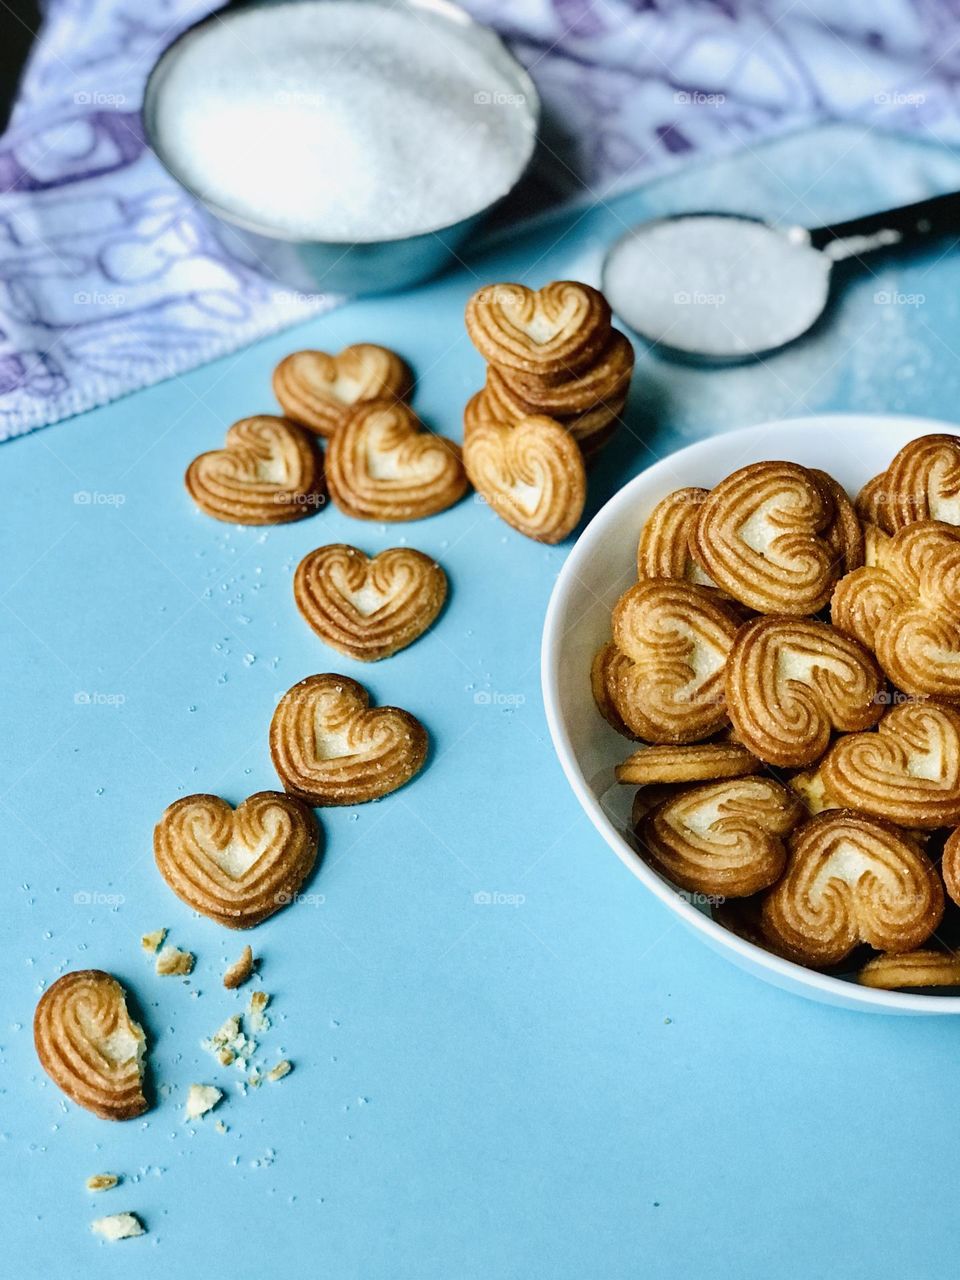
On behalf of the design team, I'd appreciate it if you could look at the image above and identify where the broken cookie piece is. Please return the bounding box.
[223,945,255,990]
[185,1083,223,1120]
[247,990,271,1033]
[267,1060,292,1082]
[91,1213,144,1241]
[140,929,166,953]
[155,945,195,977]
[86,1173,119,1192]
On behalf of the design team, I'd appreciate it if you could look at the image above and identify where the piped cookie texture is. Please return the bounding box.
[465,281,613,380]
[326,399,468,521]
[185,415,325,525]
[273,344,412,437]
[878,432,960,531]
[692,461,841,615]
[154,791,320,928]
[760,810,944,967]
[294,544,447,661]
[34,971,148,1120]
[463,413,586,544]
[270,673,428,805]
[636,487,714,586]
[723,617,885,768]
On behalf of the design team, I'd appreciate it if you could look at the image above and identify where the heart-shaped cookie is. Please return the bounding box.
[724,617,885,767]
[692,461,841,614]
[591,642,641,740]
[616,741,761,785]
[467,380,622,457]
[270,673,428,805]
[760,810,944,967]
[294,544,447,661]
[636,487,715,586]
[34,971,148,1120]
[820,700,960,829]
[639,777,802,897]
[493,329,634,413]
[812,468,864,576]
[832,520,960,699]
[154,791,320,928]
[858,948,960,990]
[326,400,468,521]
[465,281,612,381]
[273,344,412,437]
[611,580,741,742]
[463,414,586,544]
[881,433,960,531]
[185,416,325,525]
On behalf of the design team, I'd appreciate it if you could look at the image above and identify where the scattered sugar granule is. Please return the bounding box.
[91,1213,144,1241]
[267,1060,292,1083]
[140,929,166,953]
[215,1120,229,1135]
[155,945,195,976]
[86,1173,119,1192]
[185,1084,223,1120]
[223,945,255,989]
[248,990,270,1033]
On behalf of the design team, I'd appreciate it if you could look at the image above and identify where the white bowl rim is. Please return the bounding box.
[541,412,960,1014]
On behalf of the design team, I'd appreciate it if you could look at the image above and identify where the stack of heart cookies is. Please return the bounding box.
[593,433,960,992]
[465,280,634,463]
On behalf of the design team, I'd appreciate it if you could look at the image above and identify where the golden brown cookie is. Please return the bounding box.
[270,674,427,805]
[639,777,802,897]
[463,414,586,544]
[831,520,960,699]
[273,344,412,437]
[185,416,325,525]
[787,762,841,816]
[34,971,148,1120]
[855,472,888,527]
[326,400,468,522]
[294,544,446,661]
[937,825,960,907]
[465,281,612,381]
[154,792,320,928]
[615,742,761,785]
[493,329,634,413]
[611,581,740,742]
[724,616,885,767]
[857,949,960,989]
[760,810,944,967]
[881,433,960,531]
[812,469,864,575]
[692,461,840,614]
[819,700,960,829]
[636,488,715,586]
[591,642,640,740]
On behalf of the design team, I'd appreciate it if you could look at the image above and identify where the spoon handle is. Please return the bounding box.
[808,191,960,261]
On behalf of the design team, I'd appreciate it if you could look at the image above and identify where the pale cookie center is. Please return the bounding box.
[737,498,797,561]
[681,626,726,689]
[903,740,947,782]
[776,648,850,684]
[928,460,960,523]
[208,826,280,879]
[254,451,292,485]
[809,842,897,902]
[341,580,391,617]
[365,420,443,482]
[328,369,368,403]
[78,1010,142,1067]
[669,796,731,843]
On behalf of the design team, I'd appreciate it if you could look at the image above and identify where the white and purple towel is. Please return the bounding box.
[2,0,959,440]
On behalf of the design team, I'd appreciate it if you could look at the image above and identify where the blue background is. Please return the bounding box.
[5,125,960,1278]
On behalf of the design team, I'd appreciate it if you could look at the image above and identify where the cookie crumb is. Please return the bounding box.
[267,1060,292,1082]
[248,990,270,1032]
[86,1173,119,1192]
[203,1014,255,1065]
[156,945,195,976]
[91,1212,144,1241]
[215,1119,229,1135]
[185,1084,223,1120]
[140,929,166,953]
[223,945,255,990]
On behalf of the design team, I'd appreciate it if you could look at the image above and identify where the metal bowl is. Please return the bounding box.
[142,0,539,295]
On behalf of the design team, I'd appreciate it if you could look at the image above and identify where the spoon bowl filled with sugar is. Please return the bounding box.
[143,0,539,294]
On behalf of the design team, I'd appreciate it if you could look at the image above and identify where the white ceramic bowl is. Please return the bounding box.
[542,413,960,1015]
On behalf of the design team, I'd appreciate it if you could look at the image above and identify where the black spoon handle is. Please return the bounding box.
[808,190,960,259]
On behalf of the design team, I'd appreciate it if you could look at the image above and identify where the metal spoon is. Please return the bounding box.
[602,191,960,362]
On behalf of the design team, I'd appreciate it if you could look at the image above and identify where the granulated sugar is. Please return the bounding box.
[603,215,830,357]
[151,1,534,241]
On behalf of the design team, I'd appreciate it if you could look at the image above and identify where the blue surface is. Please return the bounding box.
[6,124,960,1279]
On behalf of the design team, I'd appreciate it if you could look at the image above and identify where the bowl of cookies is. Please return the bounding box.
[542,414,960,1013]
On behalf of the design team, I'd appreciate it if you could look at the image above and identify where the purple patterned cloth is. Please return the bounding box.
[2,0,959,440]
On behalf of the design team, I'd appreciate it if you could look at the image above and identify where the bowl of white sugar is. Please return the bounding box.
[143,0,539,293]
